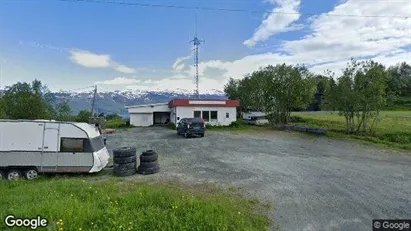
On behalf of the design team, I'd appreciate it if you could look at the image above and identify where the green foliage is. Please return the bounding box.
[56,99,72,121]
[386,62,411,97]
[0,178,269,231]
[167,122,176,130]
[105,117,131,129]
[2,80,57,120]
[75,110,92,123]
[0,97,6,119]
[105,113,122,120]
[325,59,389,133]
[224,64,316,125]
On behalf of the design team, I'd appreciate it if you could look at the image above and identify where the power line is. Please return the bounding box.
[11,0,411,19]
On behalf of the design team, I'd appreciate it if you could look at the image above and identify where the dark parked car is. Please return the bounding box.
[177,118,206,138]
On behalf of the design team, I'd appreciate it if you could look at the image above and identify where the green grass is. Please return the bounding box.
[0,176,269,231]
[105,117,133,129]
[292,111,411,150]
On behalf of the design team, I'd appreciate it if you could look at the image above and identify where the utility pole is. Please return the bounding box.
[91,85,97,116]
[190,14,204,100]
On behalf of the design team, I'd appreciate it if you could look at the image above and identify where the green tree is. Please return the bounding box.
[56,99,72,121]
[327,59,389,133]
[386,62,411,97]
[75,110,92,123]
[2,80,56,119]
[0,96,6,119]
[224,64,316,125]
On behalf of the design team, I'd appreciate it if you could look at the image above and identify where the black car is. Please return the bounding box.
[177,118,206,138]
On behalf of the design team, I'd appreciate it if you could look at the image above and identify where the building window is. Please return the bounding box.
[194,111,201,118]
[211,111,217,120]
[60,138,84,152]
[202,111,210,121]
[226,113,230,118]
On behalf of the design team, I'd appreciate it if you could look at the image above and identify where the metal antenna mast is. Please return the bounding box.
[91,85,97,116]
[190,14,204,99]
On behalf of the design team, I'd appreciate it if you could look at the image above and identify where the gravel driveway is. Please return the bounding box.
[106,127,411,231]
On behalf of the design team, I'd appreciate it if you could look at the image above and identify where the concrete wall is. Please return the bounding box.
[130,113,153,127]
[175,106,237,126]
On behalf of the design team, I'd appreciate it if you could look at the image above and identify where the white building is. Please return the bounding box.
[126,99,240,127]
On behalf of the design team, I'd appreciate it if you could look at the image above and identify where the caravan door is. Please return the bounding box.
[41,123,60,173]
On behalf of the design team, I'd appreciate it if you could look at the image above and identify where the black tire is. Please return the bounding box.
[140,154,158,163]
[114,155,136,164]
[0,170,5,180]
[200,133,205,137]
[137,166,160,175]
[139,160,159,169]
[184,132,190,138]
[114,168,136,177]
[7,169,22,181]
[114,162,136,170]
[142,150,157,157]
[113,162,136,177]
[24,168,39,180]
[113,147,136,158]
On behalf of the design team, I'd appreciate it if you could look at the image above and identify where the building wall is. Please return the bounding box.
[175,106,237,126]
[130,113,153,127]
[127,104,169,114]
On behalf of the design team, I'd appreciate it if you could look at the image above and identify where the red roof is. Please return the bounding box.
[168,99,240,108]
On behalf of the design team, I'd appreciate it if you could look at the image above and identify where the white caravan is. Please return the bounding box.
[0,120,110,180]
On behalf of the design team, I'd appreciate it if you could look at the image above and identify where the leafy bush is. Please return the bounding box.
[106,117,131,129]
[289,115,307,123]
[167,123,176,130]
[229,120,246,128]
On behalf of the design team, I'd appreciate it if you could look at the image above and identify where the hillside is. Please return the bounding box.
[52,90,227,117]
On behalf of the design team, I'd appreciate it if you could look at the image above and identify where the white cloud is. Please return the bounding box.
[69,50,136,74]
[113,64,136,74]
[172,55,192,71]
[88,0,411,93]
[243,0,301,47]
[69,50,111,68]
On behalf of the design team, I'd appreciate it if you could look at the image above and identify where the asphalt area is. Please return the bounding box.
[105,127,411,231]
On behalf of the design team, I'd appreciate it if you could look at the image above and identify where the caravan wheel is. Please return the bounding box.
[0,170,5,180]
[7,169,22,181]
[24,169,38,180]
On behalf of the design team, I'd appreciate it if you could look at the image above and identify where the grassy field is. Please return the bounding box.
[292,111,411,150]
[0,176,269,231]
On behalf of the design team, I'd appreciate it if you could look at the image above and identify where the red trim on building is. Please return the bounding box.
[168,99,240,108]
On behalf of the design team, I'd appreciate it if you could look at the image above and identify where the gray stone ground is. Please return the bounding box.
[105,127,411,231]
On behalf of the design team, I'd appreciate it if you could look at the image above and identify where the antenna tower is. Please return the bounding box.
[190,14,204,99]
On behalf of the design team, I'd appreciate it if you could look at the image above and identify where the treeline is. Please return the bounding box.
[0,80,123,124]
[224,59,411,134]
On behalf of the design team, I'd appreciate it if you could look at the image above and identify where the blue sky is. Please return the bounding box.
[0,0,410,93]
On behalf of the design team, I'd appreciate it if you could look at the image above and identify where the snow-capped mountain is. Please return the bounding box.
[53,89,227,117]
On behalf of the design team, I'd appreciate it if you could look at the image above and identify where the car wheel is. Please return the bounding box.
[0,170,5,180]
[200,133,205,137]
[24,169,39,180]
[184,132,189,138]
[7,169,22,181]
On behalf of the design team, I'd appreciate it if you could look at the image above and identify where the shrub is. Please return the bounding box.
[167,123,176,130]
[105,117,131,129]
[229,120,246,128]
[289,115,307,123]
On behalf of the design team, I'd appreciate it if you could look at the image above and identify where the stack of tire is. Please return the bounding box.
[137,150,160,175]
[113,147,137,177]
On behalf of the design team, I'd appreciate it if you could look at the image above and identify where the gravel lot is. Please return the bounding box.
[106,127,411,231]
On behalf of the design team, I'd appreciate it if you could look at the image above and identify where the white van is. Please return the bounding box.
[0,120,110,180]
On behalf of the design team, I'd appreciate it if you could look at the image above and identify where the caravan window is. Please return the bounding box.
[60,138,84,152]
